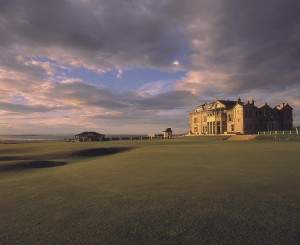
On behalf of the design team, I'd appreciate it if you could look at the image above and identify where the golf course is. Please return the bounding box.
[0,136,299,244]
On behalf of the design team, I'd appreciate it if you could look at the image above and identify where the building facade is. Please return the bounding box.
[163,128,173,139]
[189,98,293,135]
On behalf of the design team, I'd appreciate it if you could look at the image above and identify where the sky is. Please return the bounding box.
[0,0,300,135]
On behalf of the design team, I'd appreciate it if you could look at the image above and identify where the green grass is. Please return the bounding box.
[256,133,300,142]
[0,137,299,244]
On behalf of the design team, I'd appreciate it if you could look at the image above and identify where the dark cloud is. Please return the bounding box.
[188,0,300,93]
[46,81,198,111]
[37,80,196,133]
[0,101,67,113]
[0,0,201,70]
[2,0,299,87]
[92,111,189,133]
[136,91,198,110]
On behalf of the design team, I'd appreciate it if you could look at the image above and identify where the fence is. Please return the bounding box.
[257,130,299,135]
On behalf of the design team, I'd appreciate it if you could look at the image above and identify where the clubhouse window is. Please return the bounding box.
[231,124,235,131]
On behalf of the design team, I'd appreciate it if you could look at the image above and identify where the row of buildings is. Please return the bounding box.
[75,128,173,141]
[74,98,294,140]
[189,98,293,135]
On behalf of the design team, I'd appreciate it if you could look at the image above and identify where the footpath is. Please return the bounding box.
[228,135,257,141]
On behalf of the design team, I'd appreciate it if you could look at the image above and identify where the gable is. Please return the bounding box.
[210,100,238,110]
[283,103,293,110]
[233,103,243,109]
[211,101,226,109]
[259,103,272,111]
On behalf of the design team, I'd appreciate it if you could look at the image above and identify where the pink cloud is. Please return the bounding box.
[175,70,230,95]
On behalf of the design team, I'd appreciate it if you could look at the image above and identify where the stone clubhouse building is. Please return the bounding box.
[189,98,293,135]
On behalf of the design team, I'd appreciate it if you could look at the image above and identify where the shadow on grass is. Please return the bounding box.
[69,147,134,157]
[0,147,134,173]
[0,161,67,172]
[0,156,25,161]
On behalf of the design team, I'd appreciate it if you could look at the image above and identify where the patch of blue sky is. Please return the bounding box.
[120,69,186,92]
[33,56,187,93]
[11,94,29,104]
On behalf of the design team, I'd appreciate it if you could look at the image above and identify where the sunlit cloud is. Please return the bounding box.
[172,60,180,66]
[175,70,230,97]
[117,68,123,79]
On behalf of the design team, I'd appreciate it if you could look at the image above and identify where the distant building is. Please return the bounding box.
[148,133,163,139]
[189,98,293,135]
[163,128,173,139]
[75,131,105,141]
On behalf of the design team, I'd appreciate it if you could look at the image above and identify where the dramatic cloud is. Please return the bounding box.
[0,0,198,71]
[184,0,300,94]
[0,0,299,134]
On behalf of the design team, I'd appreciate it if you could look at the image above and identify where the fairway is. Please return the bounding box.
[0,137,299,244]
